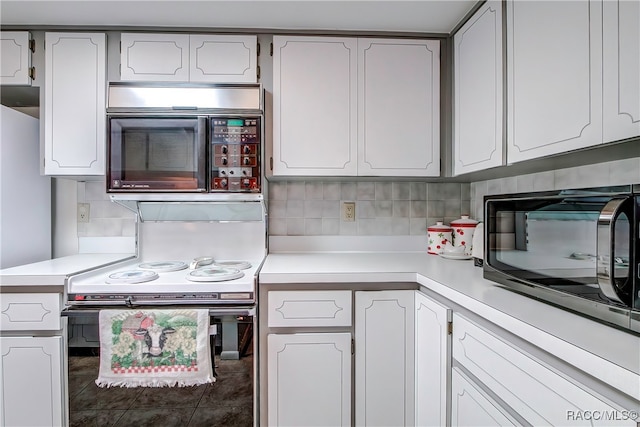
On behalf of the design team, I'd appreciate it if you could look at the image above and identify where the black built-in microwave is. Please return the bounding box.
[106,83,263,194]
[484,185,639,334]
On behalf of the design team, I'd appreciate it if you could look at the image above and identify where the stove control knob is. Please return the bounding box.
[222,157,228,166]
[220,178,228,188]
[221,145,228,154]
[243,145,251,154]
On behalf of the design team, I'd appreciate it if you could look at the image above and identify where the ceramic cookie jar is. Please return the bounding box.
[427,221,453,255]
[450,215,479,255]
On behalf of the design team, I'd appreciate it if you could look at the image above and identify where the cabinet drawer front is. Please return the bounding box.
[453,314,635,426]
[0,293,61,331]
[451,367,518,426]
[268,291,352,327]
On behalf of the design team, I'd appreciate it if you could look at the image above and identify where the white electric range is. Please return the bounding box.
[65,200,266,309]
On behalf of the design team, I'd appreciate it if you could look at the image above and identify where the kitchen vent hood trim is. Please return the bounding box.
[111,199,266,223]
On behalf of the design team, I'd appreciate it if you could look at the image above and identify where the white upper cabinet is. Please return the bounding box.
[602,0,640,143]
[506,0,603,163]
[272,36,358,176]
[189,34,257,83]
[0,31,33,86]
[44,32,106,176]
[120,33,257,83]
[120,33,189,81]
[272,35,440,177]
[453,1,503,175]
[358,38,440,177]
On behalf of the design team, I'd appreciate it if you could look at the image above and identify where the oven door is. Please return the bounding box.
[108,116,207,192]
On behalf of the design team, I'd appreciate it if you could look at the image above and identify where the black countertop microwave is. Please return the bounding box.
[484,185,639,334]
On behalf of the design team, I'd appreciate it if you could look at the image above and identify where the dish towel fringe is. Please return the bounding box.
[96,309,215,388]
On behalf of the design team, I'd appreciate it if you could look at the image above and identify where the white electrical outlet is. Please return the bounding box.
[78,203,90,223]
[343,202,355,222]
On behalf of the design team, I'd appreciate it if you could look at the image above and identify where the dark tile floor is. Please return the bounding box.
[68,349,254,427]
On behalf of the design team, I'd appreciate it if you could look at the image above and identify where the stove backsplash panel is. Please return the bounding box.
[138,221,266,261]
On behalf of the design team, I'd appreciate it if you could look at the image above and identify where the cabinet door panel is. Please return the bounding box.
[454,1,503,175]
[506,0,603,163]
[273,36,358,176]
[0,31,32,86]
[120,33,189,82]
[358,39,440,176]
[268,333,351,426]
[603,0,640,142]
[0,336,65,427]
[415,291,451,427]
[190,35,257,83]
[44,32,106,175]
[355,290,414,426]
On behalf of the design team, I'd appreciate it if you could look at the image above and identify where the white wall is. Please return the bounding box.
[52,178,78,258]
[0,105,51,268]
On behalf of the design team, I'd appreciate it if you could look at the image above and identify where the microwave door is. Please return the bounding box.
[108,117,207,192]
[597,197,634,306]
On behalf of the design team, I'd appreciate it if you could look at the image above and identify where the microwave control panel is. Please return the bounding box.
[210,117,261,192]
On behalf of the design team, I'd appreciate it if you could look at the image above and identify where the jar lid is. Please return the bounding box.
[450,215,478,227]
[428,221,452,232]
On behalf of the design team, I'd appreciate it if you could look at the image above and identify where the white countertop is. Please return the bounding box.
[260,250,640,400]
[0,253,136,287]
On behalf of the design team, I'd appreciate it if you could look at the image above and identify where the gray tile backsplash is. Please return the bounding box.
[267,181,472,236]
[75,157,639,238]
[471,156,640,220]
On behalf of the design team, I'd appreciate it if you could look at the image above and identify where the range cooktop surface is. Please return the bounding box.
[67,257,262,306]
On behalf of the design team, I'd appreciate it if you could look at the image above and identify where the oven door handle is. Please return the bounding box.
[596,197,629,304]
[61,306,255,317]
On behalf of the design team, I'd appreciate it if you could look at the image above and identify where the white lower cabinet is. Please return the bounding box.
[451,367,518,426]
[0,336,65,427]
[267,333,352,426]
[414,291,451,427]
[0,292,67,427]
[354,290,450,427]
[263,285,638,427]
[452,313,636,426]
[265,289,450,427]
[266,290,353,426]
[355,290,415,426]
